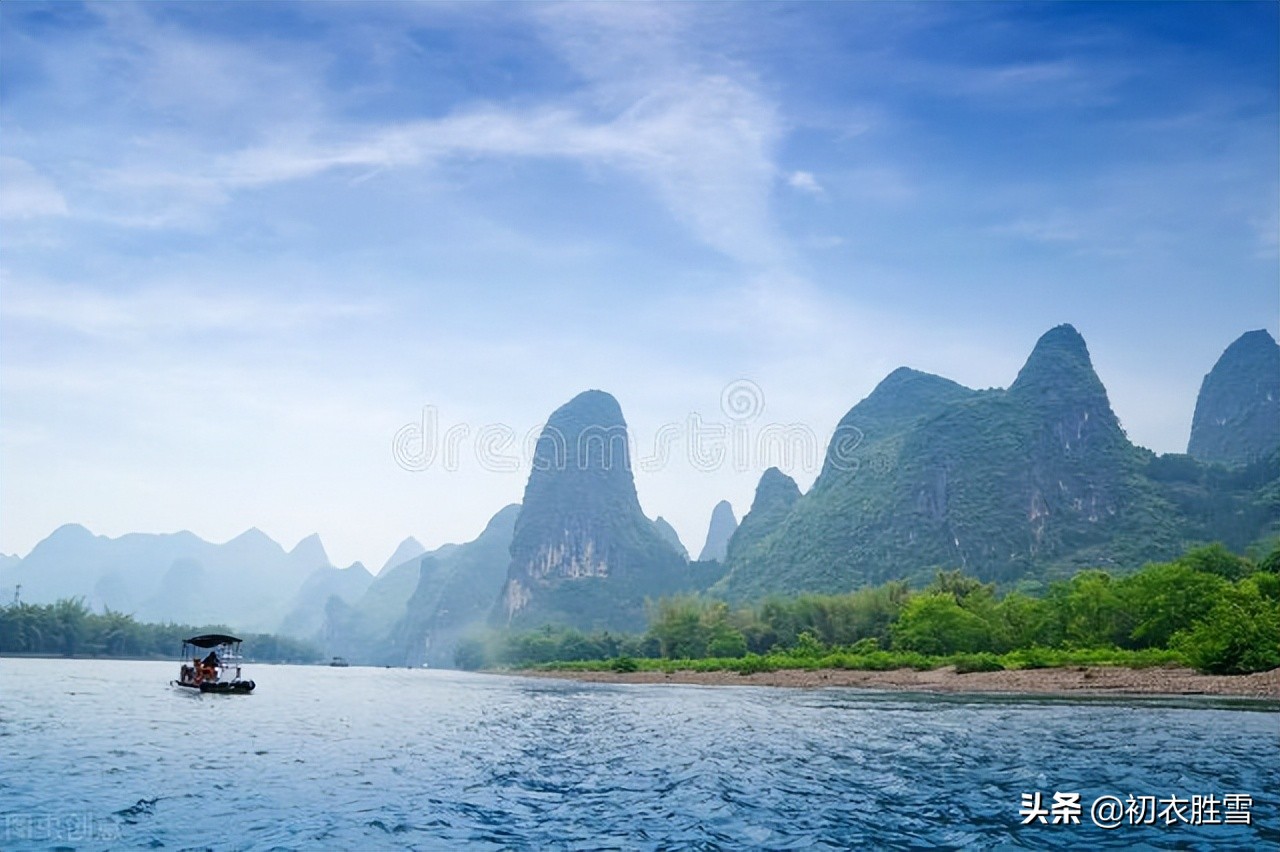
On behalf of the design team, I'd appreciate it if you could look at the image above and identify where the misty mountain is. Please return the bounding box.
[652,517,689,560]
[380,536,427,575]
[395,504,521,667]
[1,524,332,631]
[321,505,518,664]
[278,562,375,639]
[697,500,738,563]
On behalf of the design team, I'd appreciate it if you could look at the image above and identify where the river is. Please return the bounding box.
[1,658,1276,850]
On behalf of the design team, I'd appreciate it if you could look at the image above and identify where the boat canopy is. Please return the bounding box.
[183,634,242,648]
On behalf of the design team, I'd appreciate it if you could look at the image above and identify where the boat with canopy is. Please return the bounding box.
[172,634,256,694]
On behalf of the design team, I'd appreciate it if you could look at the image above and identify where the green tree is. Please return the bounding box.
[648,597,708,659]
[1118,562,1228,649]
[891,592,993,655]
[990,591,1052,651]
[1047,571,1129,648]
[1176,543,1253,581]
[1175,577,1280,674]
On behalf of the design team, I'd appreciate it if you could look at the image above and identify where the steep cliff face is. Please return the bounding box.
[697,500,738,562]
[717,325,1222,601]
[1188,330,1280,467]
[495,390,690,632]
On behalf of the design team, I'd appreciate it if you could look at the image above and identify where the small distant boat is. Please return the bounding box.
[172,634,255,694]
[329,657,349,667]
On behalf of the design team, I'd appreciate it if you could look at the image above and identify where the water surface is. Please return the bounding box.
[1,658,1276,850]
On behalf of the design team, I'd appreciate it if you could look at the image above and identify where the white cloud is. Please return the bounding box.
[787,170,823,195]
[0,158,69,219]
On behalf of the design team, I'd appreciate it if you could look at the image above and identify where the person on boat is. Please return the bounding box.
[202,650,220,668]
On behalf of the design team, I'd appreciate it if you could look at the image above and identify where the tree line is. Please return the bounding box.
[457,543,1280,676]
[0,598,322,663]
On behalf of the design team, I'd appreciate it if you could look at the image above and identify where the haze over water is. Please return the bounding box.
[2,659,1276,850]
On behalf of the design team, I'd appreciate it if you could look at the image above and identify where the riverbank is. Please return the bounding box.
[520,664,1280,699]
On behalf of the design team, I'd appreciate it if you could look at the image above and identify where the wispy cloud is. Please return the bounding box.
[0,158,68,219]
[9,4,794,273]
[2,281,380,341]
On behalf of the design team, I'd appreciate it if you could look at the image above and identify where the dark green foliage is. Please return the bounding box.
[724,468,801,564]
[952,653,1006,673]
[1258,541,1280,574]
[892,593,994,655]
[453,624,647,670]
[646,598,748,659]
[497,542,1279,676]
[1174,543,1253,581]
[0,598,321,662]
[1119,561,1227,648]
[1174,577,1280,674]
[1045,570,1131,648]
[1187,330,1280,466]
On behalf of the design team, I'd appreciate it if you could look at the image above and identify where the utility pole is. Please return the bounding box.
[12,584,20,605]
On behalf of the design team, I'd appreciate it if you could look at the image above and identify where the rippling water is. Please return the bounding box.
[1,658,1276,850]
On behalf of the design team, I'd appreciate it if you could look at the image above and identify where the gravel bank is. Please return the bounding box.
[519,665,1280,700]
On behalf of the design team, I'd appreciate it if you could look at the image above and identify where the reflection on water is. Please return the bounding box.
[1,658,1276,850]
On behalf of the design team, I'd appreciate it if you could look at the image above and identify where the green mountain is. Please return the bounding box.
[718,324,1278,601]
[1188,329,1280,466]
[724,468,800,565]
[494,390,694,632]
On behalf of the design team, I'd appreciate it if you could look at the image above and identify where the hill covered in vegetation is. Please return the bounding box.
[717,326,1279,601]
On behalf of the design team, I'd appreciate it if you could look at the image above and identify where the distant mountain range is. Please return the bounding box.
[4,325,1276,664]
[0,524,333,632]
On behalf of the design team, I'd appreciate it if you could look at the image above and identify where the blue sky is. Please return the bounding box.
[1,2,1276,569]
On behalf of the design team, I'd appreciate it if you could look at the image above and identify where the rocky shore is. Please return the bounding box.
[519,665,1280,700]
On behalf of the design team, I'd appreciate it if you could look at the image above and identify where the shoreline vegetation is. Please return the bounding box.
[0,599,322,663]
[461,544,1280,696]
